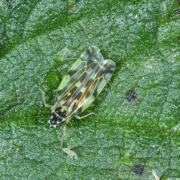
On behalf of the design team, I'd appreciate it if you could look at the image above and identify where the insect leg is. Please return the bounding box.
[60,125,78,159]
[60,124,67,148]
[52,89,60,101]
[75,112,96,119]
[38,87,52,108]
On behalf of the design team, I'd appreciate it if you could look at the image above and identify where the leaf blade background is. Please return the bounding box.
[0,0,179,179]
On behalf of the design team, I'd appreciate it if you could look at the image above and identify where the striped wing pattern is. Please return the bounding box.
[49,46,115,127]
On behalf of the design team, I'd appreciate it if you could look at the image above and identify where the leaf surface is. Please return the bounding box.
[0,0,179,179]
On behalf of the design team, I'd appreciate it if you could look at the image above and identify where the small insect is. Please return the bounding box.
[40,46,115,127]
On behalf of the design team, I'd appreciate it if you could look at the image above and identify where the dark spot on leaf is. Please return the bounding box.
[132,164,145,175]
[173,8,180,15]
[126,89,137,102]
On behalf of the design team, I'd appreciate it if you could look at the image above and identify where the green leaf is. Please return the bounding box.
[0,0,179,179]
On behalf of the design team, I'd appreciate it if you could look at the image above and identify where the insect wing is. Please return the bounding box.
[51,46,115,122]
[55,46,104,101]
[80,59,116,112]
[56,59,85,94]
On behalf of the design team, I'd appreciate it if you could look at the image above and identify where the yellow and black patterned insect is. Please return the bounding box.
[41,46,115,127]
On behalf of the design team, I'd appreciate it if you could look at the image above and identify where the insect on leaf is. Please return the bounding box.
[48,46,115,127]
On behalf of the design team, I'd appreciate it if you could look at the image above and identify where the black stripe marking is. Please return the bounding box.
[68,70,77,76]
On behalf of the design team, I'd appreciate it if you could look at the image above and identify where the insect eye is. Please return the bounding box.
[55,107,66,118]
[55,107,61,114]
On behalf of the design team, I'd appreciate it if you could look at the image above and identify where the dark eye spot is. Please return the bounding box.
[126,89,137,102]
[132,164,145,175]
[55,107,66,118]
[55,107,61,113]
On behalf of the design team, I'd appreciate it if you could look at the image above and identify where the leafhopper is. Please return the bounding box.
[40,46,115,127]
